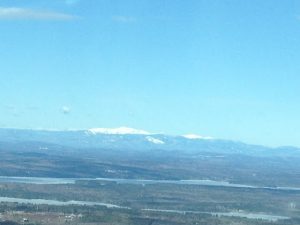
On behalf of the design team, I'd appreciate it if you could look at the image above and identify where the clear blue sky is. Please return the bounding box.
[1,0,300,147]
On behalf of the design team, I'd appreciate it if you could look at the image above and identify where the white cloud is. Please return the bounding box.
[61,106,71,114]
[112,15,136,23]
[0,7,77,20]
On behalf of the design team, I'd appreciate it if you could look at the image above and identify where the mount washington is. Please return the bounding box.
[0,127,300,187]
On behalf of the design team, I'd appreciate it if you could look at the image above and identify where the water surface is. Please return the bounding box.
[142,208,290,222]
[0,197,127,209]
[1,176,300,191]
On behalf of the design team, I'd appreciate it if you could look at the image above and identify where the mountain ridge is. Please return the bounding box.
[0,127,299,157]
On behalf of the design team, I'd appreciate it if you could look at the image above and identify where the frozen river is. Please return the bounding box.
[0,176,300,191]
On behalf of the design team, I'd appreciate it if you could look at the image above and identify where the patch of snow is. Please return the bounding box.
[87,127,151,135]
[146,136,165,144]
[182,134,213,140]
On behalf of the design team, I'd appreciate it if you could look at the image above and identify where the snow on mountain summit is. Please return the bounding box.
[182,134,213,140]
[87,127,151,135]
[86,127,213,141]
[146,136,165,144]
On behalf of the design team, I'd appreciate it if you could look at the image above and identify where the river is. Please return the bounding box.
[0,176,300,191]
[0,196,289,222]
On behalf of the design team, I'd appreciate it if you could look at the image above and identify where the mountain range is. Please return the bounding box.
[1,127,300,186]
[0,127,299,157]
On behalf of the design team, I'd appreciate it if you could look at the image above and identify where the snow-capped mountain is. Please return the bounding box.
[87,127,151,135]
[182,134,214,140]
[0,127,299,157]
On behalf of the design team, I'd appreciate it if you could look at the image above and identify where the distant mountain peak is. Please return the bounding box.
[87,127,151,135]
[182,134,213,140]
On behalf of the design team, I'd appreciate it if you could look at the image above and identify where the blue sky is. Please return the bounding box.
[1,0,300,147]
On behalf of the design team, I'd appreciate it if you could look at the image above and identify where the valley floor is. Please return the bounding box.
[0,179,299,225]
